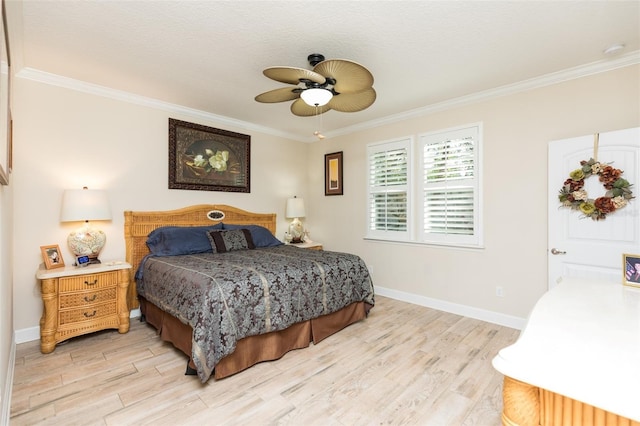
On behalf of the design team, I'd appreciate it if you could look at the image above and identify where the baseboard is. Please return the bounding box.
[375,286,526,330]
[15,308,142,344]
[14,293,523,346]
[1,332,16,426]
[14,326,38,345]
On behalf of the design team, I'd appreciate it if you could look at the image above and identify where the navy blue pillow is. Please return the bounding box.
[221,223,283,248]
[146,224,224,256]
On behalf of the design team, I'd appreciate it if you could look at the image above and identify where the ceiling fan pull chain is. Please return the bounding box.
[314,105,325,140]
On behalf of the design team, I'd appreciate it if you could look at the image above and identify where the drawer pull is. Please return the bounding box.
[83,310,97,318]
[84,294,97,302]
[84,279,98,286]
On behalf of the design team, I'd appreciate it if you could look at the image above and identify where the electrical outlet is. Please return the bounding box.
[496,286,504,297]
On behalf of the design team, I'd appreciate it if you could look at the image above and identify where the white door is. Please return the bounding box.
[548,127,640,289]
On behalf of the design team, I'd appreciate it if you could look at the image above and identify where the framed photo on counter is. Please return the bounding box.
[623,253,640,288]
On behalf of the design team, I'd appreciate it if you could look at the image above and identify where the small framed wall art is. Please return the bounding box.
[41,245,65,269]
[168,118,251,193]
[623,253,640,288]
[325,151,343,196]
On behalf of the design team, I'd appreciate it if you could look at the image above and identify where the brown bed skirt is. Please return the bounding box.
[139,297,372,380]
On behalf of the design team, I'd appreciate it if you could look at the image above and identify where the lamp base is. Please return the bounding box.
[288,218,305,244]
[68,223,106,264]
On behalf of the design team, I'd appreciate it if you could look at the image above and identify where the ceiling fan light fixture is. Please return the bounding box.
[300,88,333,107]
[256,54,374,117]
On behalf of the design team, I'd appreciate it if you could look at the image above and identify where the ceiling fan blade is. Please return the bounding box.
[290,99,331,117]
[328,88,376,112]
[313,59,374,93]
[255,87,300,103]
[263,67,326,85]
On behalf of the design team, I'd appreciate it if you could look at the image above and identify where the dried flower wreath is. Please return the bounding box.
[558,158,634,220]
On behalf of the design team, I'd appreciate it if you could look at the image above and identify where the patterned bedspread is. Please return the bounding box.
[136,245,375,382]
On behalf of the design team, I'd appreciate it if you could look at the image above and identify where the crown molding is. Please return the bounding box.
[328,50,640,139]
[15,68,302,141]
[17,50,639,142]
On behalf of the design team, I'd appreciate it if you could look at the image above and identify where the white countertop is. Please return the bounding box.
[287,241,322,249]
[492,276,640,421]
[36,260,131,279]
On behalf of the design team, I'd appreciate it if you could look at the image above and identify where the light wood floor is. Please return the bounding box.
[10,296,519,425]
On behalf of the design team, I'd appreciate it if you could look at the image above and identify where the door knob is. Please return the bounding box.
[550,248,566,255]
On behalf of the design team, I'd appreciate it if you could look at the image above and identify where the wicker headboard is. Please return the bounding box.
[124,204,277,309]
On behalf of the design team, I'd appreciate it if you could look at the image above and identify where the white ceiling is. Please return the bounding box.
[8,1,640,141]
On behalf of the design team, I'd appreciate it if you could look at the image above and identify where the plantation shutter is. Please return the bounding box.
[420,126,481,246]
[367,139,411,240]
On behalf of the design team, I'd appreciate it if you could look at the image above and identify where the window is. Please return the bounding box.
[367,138,412,241]
[366,124,482,248]
[420,125,481,246]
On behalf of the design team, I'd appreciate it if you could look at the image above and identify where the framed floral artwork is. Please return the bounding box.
[41,245,65,269]
[168,118,251,192]
[325,151,343,196]
[623,253,640,288]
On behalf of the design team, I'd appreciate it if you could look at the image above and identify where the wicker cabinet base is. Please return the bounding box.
[38,264,131,354]
[502,376,639,426]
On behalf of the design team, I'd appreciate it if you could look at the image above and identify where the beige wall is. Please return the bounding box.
[11,77,309,332]
[308,65,640,320]
[8,64,640,337]
[0,181,13,420]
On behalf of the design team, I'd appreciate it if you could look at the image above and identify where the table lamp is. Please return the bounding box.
[285,196,306,244]
[60,187,112,264]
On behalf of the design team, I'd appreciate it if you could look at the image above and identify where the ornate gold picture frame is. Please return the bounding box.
[168,118,250,193]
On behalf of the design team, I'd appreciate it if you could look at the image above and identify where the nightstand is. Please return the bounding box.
[291,241,323,250]
[36,261,132,354]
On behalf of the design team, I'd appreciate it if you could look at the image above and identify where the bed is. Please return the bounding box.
[124,204,374,383]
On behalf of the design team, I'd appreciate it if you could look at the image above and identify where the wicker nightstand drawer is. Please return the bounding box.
[58,271,120,292]
[59,287,118,309]
[37,262,132,354]
[59,302,118,325]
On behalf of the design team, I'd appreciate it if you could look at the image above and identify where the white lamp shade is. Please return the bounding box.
[286,197,306,218]
[60,188,112,222]
[300,88,333,107]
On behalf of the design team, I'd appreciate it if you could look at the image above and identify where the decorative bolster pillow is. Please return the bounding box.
[221,223,282,247]
[146,224,224,256]
[207,229,256,253]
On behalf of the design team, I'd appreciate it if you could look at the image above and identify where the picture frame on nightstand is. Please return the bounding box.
[40,244,65,269]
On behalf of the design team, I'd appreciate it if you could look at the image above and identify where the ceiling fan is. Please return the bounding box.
[255,53,376,117]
